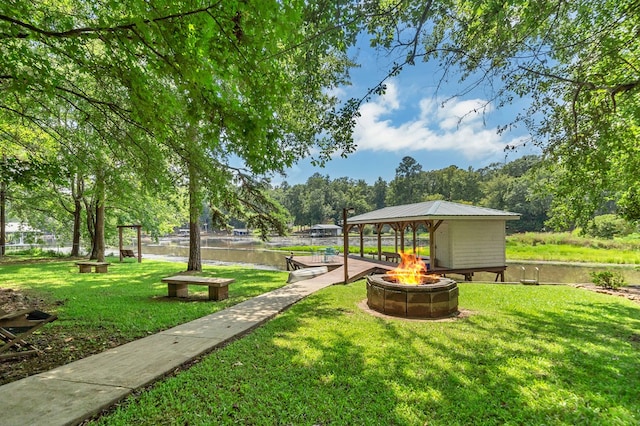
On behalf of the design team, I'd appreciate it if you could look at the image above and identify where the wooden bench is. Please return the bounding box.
[161,275,235,301]
[285,255,300,271]
[121,249,136,258]
[75,261,111,273]
[381,251,401,263]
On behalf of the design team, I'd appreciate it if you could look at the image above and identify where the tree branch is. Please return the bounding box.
[404,0,434,65]
[518,64,640,95]
[0,2,224,40]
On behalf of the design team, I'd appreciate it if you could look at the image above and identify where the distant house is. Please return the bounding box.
[310,224,342,237]
[233,228,250,236]
[6,222,40,245]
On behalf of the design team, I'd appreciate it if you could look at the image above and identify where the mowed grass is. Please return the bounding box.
[506,241,640,264]
[282,232,640,265]
[0,258,289,347]
[90,281,640,425]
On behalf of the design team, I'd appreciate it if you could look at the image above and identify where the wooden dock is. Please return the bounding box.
[286,255,395,284]
[286,254,506,283]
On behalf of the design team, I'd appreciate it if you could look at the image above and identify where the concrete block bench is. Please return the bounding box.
[161,275,235,301]
[75,261,111,273]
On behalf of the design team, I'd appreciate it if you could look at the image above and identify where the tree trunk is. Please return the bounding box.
[0,178,5,257]
[85,198,97,259]
[85,170,106,261]
[71,198,82,257]
[70,175,83,257]
[94,170,106,262]
[187,163,202,271]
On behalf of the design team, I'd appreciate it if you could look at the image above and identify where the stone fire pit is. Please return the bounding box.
[366,274,458,319]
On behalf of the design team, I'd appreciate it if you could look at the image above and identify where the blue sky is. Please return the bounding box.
[278,41,540,186]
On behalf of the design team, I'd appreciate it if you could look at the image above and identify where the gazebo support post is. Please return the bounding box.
[376,224,383,261]
[342,207,354,284]
[136,225,142,263]
[118,226,123,262]
[117,224,143,263]
[412,223,417,253]
[428,220,443,271]
[394,225,398,253]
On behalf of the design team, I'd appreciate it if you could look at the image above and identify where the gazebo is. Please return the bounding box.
[117,224,142,263]
[344,201,520,281]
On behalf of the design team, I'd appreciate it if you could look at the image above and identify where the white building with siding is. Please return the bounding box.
[310,224,342,237]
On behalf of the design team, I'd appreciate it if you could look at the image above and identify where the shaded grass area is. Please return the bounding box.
[0,257,289,384]
[91,282,640,425]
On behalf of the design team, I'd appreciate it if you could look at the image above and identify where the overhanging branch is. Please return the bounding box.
[0,2,224,40]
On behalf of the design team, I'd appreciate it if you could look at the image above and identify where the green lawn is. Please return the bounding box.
[506,241,640,264]
[2,255,639,424]
[90,281,640,425]
[0,257,289,372]
[1,258,289,334]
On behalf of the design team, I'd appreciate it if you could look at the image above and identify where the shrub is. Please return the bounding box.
[584,214,635,239]
[590,270,626,289]
[4,247,66,258]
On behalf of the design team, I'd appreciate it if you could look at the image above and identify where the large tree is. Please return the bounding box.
[387,156,424,206]
[1,1,361,268]
[363,0,640,228]
[0,123,60,256]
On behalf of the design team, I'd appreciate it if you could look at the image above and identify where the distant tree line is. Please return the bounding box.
[269,154,625,235]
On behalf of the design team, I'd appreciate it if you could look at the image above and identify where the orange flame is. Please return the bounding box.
[386,252,428,285]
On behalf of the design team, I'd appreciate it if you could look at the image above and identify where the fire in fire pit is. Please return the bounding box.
[366,253,458,319]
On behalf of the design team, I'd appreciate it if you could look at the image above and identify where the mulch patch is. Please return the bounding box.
[0,288,126,386]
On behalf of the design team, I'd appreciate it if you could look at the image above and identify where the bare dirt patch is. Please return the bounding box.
[0,287,51,313]
[0,288,127,386]
[571,283,640,304]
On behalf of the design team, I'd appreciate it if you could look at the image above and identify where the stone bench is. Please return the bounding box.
[161,275,235,301]
[75,261,111,273]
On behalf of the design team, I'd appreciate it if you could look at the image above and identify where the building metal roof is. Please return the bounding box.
[347,200,520,225]
[6,222,39,233]
[311,224,342,230]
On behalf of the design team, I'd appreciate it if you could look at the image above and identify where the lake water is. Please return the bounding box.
[142,236,640,285]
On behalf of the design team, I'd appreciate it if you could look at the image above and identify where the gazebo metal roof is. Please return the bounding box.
[348,200,520,225]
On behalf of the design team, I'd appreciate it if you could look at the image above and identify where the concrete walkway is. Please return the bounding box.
[0,270,345,426]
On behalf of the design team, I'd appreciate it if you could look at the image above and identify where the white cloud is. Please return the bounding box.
[353,81,526,160]
[325,85,347,100]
